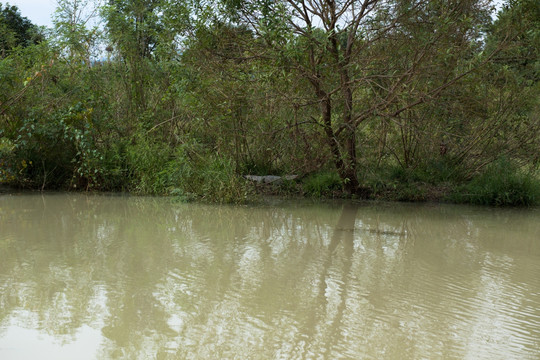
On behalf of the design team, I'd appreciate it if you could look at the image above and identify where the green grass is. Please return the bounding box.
[303,171,343,197]
[449,158,540,206]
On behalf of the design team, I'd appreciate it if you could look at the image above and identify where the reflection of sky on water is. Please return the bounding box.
[0,194,539,359]
[0,324,101,360]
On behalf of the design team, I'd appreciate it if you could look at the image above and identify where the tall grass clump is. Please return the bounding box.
[194,155,250,203]
[450,158,540,206]
[142,142,250,203]
[124,136,173,194]
[303,171,343,197]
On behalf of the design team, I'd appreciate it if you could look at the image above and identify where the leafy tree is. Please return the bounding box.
[101,0,180,112]
[481,0,540,168]
[179,22,309,175]
[488,0,540,84]
[103,0,162,59]
[0,2,43,57]
[53,0,103,63]
[208,0,499,194]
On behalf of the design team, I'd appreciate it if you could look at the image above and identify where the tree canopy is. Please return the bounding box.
[0,2,43,56]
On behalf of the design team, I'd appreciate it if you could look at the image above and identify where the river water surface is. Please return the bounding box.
[0,193,539,359]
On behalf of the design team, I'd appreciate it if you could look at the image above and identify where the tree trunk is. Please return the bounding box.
[339,69,359,195]
[330,28,360,195]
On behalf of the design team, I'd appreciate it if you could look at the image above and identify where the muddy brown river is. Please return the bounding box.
[0,193,539,359]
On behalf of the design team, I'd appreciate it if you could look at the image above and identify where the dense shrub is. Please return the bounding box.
[6,105,103,189]
[0,136,15,183]
[303,172,343,197]
[450,159,540,206]
[122,139,249,203]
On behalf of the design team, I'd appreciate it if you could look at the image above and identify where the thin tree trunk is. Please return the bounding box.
[339,68,360,194]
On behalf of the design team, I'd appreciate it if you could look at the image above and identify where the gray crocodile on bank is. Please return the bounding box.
[243,175,298,184]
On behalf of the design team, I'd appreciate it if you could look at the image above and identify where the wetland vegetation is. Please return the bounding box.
[1,0,539,205]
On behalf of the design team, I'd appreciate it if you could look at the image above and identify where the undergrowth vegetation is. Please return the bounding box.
[450,159,540,206]
[303,172,343,198]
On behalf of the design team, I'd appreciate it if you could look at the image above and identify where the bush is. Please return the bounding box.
[7,105,103,189]
[0,136,15,183]
[240,158,283,176]
[388,158,463,185]
[303,171,342,197]
[193,155,250,203]
[124,136,172,194]
[450,158,540,206]
[126,140,250,203]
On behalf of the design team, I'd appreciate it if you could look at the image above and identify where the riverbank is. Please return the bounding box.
[2,163,539,207]
[246,160,540,207]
